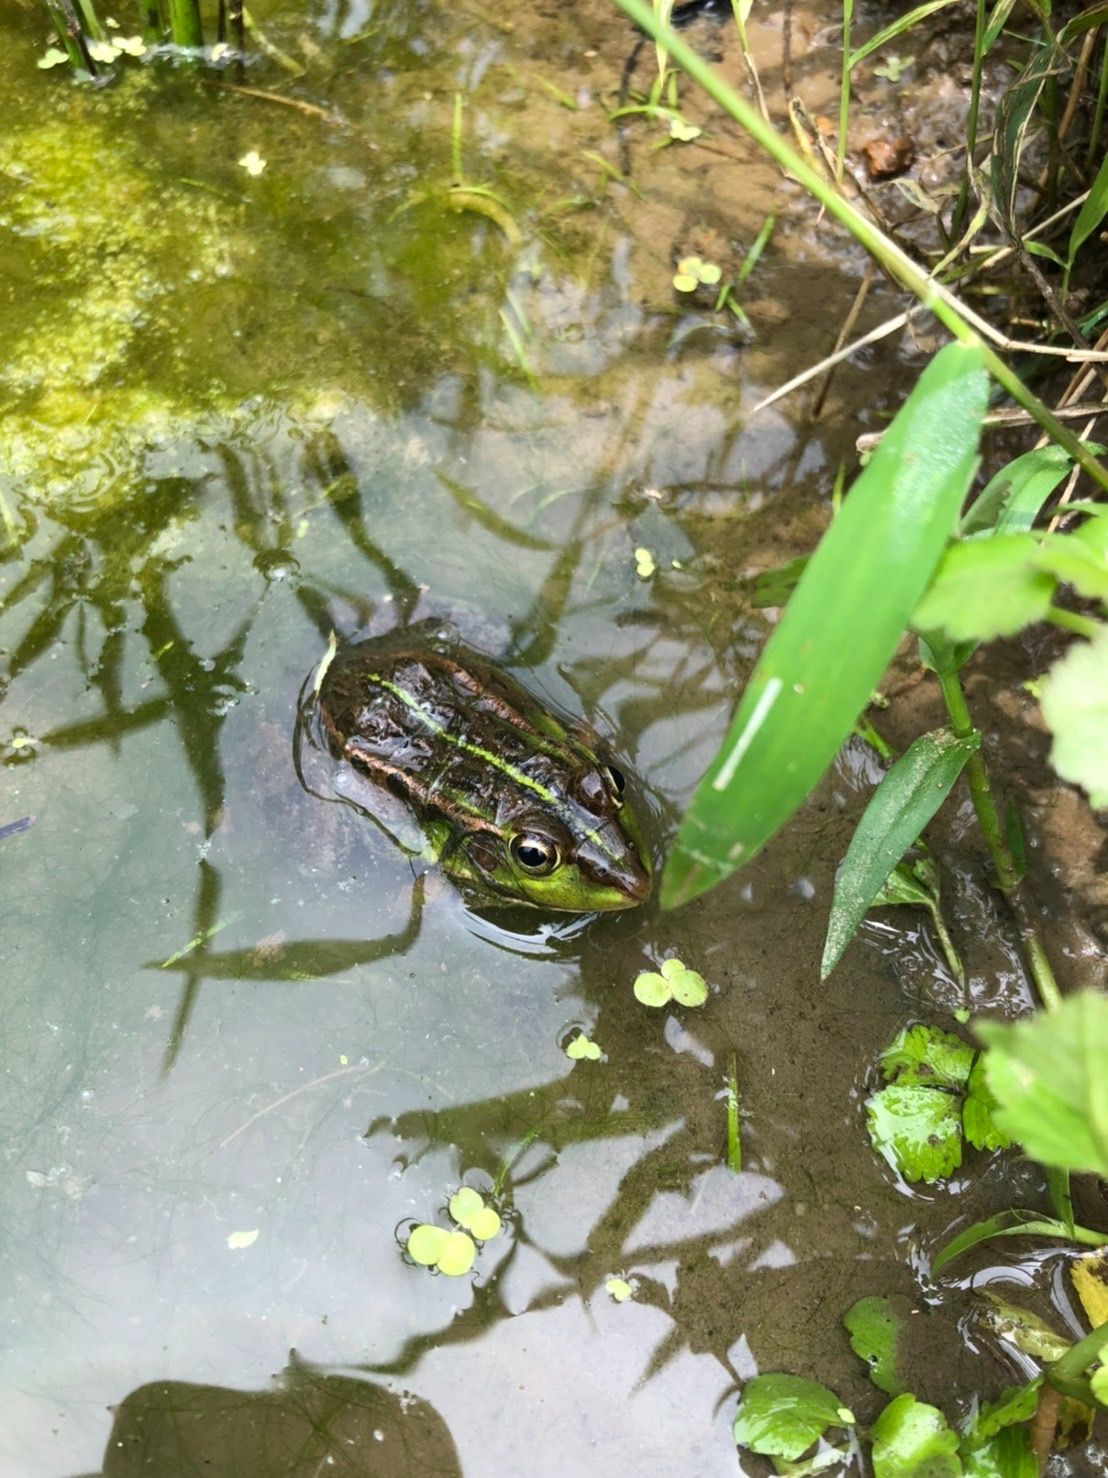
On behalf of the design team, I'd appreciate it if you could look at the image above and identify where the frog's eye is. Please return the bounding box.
[510,833,561,876]
[603,764,626,805]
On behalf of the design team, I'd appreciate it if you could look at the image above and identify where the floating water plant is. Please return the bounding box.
[565,1033,602,1061]
[672,256,722,293]
[634,546,656,579]
[633,957,708,1008]
[405,1186,502,1276]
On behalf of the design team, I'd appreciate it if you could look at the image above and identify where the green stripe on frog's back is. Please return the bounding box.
[314,625,653,912]
[365,672,623,864]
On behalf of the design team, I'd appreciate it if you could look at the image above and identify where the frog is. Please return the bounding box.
[296,619,653,913]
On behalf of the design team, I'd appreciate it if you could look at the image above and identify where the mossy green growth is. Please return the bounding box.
[0,105,244,533]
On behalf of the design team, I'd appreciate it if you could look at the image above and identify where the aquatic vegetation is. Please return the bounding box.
[405,1186,502,1277]
[564,1032,602,1061]
[632,956,707,1008]
[865,1024,1008,1184]
[604,1275,635,1302]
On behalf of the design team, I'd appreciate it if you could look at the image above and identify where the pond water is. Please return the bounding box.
[2,2,1105,1474]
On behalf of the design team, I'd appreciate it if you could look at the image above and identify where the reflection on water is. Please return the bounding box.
[1,0,1086,1473]
[92,1357,461,1477]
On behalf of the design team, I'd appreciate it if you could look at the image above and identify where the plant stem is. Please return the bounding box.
[837,0,853,185]
[610,0,1108,496]
[936,666,1063,1011]
[1046,606,1101,639]
[1048,1318,1108,1385]
[724,1055,742,1171]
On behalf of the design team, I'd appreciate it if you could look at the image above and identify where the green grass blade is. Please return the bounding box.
[821,728,981,979]
[847,0,961,68]
[661,343,988,909]
[992,42,1067,233]
[1068,147,1108,266]
[959,444,1073,536]
[931,1211,1108,1273]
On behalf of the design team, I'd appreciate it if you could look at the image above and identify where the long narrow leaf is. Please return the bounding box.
[662,343,988,909]
[821,728,980,978]
[931,1211,1108,1273]
[1068,149,1108,265]
[991,43,1068,233]
[959,444,1073,536]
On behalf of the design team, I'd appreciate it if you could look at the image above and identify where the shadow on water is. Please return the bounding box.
[75,1354,461,1478]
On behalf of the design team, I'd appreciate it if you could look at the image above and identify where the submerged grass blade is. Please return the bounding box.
[662,343,988,908]
[931,1211,1108,1273]
[821,728,981,978]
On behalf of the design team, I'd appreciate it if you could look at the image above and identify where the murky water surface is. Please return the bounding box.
[2,2,1104,1474]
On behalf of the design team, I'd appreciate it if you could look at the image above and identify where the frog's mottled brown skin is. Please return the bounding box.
[312,620,652,912]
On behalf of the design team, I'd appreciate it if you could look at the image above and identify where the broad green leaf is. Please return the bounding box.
[732,1374,847,1461]
[867,1084,963,1183]
[978,993,1108,1176]
[931,1211,1108,1273]
[912,535,1054,640]
[1039,627,1108,806]
[1035,534,1108,602]
[1069,149,1108,264]
[881,1024,974,1090]
[663,344,987,907]
[844,1295,908,1395]
[871,1393,962,1477]
[962,1056,1011,1151]
[961,1425,1035,1477]
[822,729,980,978]
[959,445,1073,537]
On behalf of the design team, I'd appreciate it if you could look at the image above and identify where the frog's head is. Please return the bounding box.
[451,760,653,912]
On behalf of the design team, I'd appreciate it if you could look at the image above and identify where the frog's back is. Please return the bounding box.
[309,620,652,912]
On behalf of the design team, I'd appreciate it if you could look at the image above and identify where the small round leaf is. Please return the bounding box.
[469,1207,502,1242]
[407,1224,448,1266]
[449,1187,484,1226]
[633,971,671,1007]
[436,1231,477,1276]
